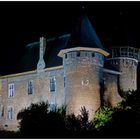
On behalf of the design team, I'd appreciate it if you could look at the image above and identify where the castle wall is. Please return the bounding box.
[0,67,64,131]
[0,46,138,131]
[104,71,122,107]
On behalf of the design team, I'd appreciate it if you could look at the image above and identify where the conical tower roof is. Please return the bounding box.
[66,15,104,49]
[58,15,109,57]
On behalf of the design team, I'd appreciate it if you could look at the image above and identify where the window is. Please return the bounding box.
[0,105,4,118]
[65,53,67,59]
[64,77,66,87]
[77,51,80,57]
[8,83,14,97]
[1,106,4,117]
[92,52,95,57]
[120,48,127,56]
[49,76,56,92]
[129,48,134,57]
[113,48,120,57]
[28,80,33,95]
[7,107,13,120]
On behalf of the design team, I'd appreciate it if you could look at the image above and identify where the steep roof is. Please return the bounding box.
[66,15,104,49]
[5,15,109,74]
[17,34,70,73]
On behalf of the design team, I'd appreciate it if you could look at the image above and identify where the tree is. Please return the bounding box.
[17,102,66,138]
[17,90,140,138]
[17,103,96,138]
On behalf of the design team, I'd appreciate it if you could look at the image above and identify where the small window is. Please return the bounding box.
[7,107,13,120]
[1,106,4,117]
[77,51,80,57]
[8,83,14,97]
[0,105,4,118]
[49,76,56,92]
[92,53,95,57]
[64,77,66,87]
[65,54,67,59]
[28,80,33,95]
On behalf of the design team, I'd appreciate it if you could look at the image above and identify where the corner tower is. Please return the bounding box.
[58,15,109,119]
[107,46,139,93]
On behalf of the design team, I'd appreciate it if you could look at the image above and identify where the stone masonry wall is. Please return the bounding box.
[104,72,122,107]
[109,58,138,93]
[64,51,103,120]
[0,67,64,131]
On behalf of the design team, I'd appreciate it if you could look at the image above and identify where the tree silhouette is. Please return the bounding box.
[17,102,66,138]
[17,103,97,138]
[16,90,140,138]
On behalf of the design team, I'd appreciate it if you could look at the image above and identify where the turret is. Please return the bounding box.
[58,15,109,119]
[107,46,139,93]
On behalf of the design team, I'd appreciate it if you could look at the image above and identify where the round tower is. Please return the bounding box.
[58,14,109,119]
[58,47,109,119]
[107,46,139,93]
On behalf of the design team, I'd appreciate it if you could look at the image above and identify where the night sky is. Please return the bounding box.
[0,1,140,75]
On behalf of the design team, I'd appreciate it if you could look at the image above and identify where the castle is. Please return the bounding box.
[0,15,139,131]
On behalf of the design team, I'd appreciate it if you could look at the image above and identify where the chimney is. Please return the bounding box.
[37,37,46,72]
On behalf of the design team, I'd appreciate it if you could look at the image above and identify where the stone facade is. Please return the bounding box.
[103,70,122,107]
[0,67,64,131]
[107,47,139,94]
[63,51,103,119]
[0,44,138,131]
[113,58,138,92]
[0,15,139,131]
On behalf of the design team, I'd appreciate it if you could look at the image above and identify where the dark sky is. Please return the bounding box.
[0,1,140,74]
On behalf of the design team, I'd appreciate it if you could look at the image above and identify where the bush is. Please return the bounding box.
[93,106,114,129]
